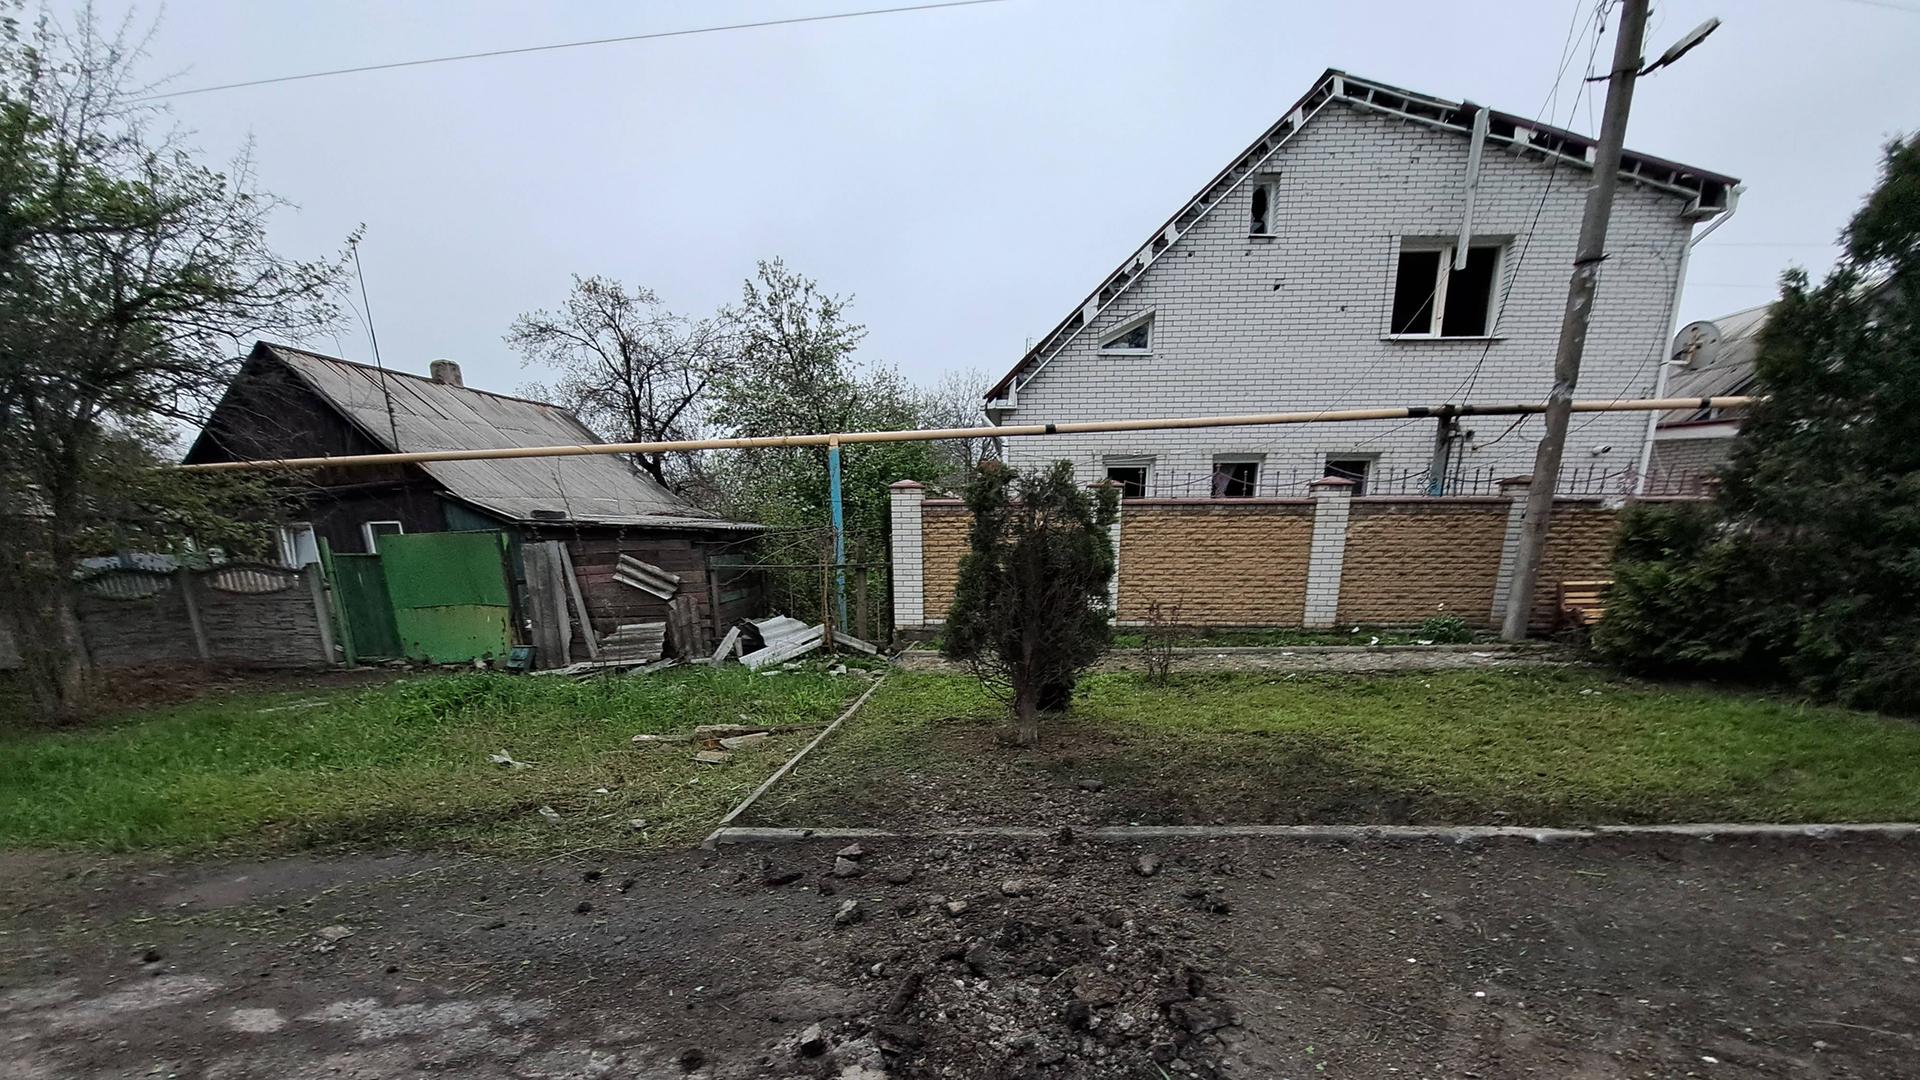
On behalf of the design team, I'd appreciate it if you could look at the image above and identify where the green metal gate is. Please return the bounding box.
[323,547,403,663]
[377,531,513,664]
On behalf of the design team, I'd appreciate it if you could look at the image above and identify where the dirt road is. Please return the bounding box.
[3,836,1915,1078]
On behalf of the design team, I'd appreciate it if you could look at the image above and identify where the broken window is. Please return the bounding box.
[1249,184,1272,235]
[1211,458,1259,498]
[1099,312,1153,353]
[1389,243,1503,337]
[1105,463,1149,497]
[1324,457,1371,496]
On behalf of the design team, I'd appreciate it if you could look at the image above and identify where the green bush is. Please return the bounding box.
[1417,612,1473,644]
[1595,135,1920,714]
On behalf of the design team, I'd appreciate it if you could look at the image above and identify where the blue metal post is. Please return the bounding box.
[828,440,849,632]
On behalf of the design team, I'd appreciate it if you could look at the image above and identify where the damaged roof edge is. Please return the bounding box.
[984,67,1740,403]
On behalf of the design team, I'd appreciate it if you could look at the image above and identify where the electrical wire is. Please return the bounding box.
[141,0,1010,100]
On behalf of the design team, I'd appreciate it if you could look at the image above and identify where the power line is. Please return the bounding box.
[1832,0,1920,14]
[142,0,1010,100]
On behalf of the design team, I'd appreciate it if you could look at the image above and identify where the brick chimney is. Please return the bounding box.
[429,359,463,386]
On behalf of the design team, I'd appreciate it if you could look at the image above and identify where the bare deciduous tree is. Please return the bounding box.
[507,275,735,489]
[917,366,1000,481]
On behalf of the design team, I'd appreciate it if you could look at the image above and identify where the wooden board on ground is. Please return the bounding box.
[709,625,742,665]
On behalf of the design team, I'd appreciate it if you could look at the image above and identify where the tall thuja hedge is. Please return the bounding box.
[1596,136,1920,711]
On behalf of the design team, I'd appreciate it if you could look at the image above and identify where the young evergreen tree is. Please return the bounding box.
[943,461,1118,745]
[1596,135,1920,710]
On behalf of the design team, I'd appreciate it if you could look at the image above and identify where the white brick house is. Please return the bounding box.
[985,70,1737,497]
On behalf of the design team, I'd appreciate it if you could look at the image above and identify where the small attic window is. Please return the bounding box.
[1099,311,1153,354]
[1249,183,1274,236]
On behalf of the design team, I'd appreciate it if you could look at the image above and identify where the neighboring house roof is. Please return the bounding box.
[986,67,1740,405]
[197,343,756,531]
[1660,302,1769,428]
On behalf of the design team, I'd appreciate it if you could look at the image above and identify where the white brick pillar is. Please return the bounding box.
[1093,479,1124,618]
[1490,475,1532,626]
[1303,476,1355,629]
[889,480,926,633]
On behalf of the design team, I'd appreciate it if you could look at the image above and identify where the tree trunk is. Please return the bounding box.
[1012,675,1039,747]
[3,579,92,722]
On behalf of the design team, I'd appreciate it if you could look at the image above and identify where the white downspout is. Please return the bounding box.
[1635,184,1742,494]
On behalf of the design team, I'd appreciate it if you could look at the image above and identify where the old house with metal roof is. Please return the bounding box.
[184,342,763,650]
[984,69,1738,498]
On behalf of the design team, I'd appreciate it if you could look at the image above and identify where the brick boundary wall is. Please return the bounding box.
[890,478,1660,636]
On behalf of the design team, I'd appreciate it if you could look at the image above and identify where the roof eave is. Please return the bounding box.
[986,68,1740,403]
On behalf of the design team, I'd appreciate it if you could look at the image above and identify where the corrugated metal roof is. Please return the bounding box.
[1661,303,1768,426]
[263,344,752,530]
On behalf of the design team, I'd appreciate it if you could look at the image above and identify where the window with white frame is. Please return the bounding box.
[1098,310,1153,354]
[1103,458,1152,498]
[1211,456,1261,498]
[361,520,404,553]
[1389,242,1503,338]
[275,522,320,567]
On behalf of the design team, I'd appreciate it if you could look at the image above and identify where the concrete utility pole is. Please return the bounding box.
[1501,0,1651,641]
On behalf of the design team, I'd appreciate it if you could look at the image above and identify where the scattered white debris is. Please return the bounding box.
[1368,636,1382,647]
[256,699,327,715]
[1414,639,1434,646]
[1701,1056,1720,1065]
[536,805,562,823]
[489,749,532,770]
[1472,991,1486,998]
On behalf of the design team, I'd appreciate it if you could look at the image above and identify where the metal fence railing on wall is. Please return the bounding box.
[1133,464,1717,499]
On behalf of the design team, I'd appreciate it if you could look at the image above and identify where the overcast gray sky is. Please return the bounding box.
[87,0,1920,400]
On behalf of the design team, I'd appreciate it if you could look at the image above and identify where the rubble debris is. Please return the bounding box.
[708,625,742,665]
[885,868,916,886]
[693,750,733,766]
[834,900,864,926]
[694,723,770,739]
[836,843,867,860]
[488,749,533,770]
[630,732,693,746]
[1076,778,1107,792]
[830,628,879,655]
[832,857,865,879]
[741,616,825,669]
[999,878,1038,897]
[536,805,563,824]
[796,1023,831,1058]
[1134,853,1165,878]
[718,732,770,751]
[943,899,970,917]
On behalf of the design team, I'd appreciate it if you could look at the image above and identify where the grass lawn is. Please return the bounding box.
[0,666,861,854]
[748,668,1920,829]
